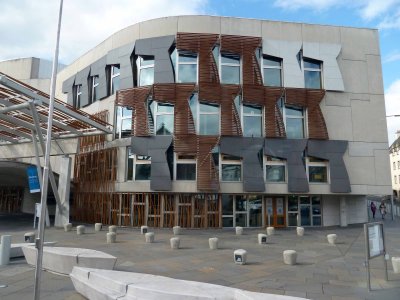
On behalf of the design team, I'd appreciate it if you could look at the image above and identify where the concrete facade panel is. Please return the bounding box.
[139,17,178,39]
[366,54,384,95]
[302,24,341,44]
[322,195,340,226]
[221,17,262,36]
[340,27,380,59]
[324,92,350,107]
[374,149,391,187]
[348,142,388,157]
[321,104,353,141]
[261,21,302,41]
[340,60,369,94]
[177,16,221,34]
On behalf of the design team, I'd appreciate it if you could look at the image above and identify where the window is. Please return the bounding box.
[175,155,196,180]
[138,56,154,86]
[304,58,322,89]
[279,98,306,139]
[263,56,282,87]
[395,175,397,184]
[235,96,263,137]
[288,195,322,227]
[307,157,328,183]
[221,155,242,182]
[398,161,400,169]
[394,162,396,170]
[171,48,198,83]
[189,93,220,135]
[115,106,132,139]
[89,75,99,104]
[265,156,286,182]
[148,100,174,135]
[220,53,240,84]
[109,65,120,95]
[72,84,82,108]
[127,147,151,181]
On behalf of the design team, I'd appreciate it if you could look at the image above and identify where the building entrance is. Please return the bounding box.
[265,197,286,227]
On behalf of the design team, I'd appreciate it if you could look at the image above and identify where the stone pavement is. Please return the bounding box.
[1,213,400,300]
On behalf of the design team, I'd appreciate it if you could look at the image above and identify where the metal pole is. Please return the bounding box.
[364,224,371,291]
[33,1,63,299]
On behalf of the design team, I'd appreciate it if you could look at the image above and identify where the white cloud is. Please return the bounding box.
[0,0,208,64]
[359,0,399,20]
[273,0,343,11]
[378,7,400,29]
[385,79,400,145]
[383,52,400,63]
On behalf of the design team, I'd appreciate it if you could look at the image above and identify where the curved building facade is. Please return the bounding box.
[52,16,390,228]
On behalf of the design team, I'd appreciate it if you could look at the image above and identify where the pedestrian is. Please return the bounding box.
[379,202,386,219]
[370,201,376,219]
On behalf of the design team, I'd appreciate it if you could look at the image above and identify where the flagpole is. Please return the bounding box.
[33,1,63,299]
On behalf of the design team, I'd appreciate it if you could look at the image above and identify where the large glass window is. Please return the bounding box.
[279,98,306,139]
[287,195,322,227]
[265,156,286,182]
[307,157,329,183]
[175,155,196,181]
[189,93,220,135]
[115,106,132,139]
[72,84,82,108]
[155,103,174,135]
[89,75,99,104]
[263,56,282,87]
[221,155,242,182]
[175,49,198,83]
[234,96,263,137]
[138,56,154,86]
[109,65,120,95]
[126,148,151,181]
[304,58,322,89]
[220,53,240,84]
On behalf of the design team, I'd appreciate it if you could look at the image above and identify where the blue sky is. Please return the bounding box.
[1,0,399,143]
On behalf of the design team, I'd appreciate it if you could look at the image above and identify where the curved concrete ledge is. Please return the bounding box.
[71,267,307,300]
[10,241,57,258]
[22,246,116,275]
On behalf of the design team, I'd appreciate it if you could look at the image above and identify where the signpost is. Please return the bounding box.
[27,166,40,193]
[364,222,388,291]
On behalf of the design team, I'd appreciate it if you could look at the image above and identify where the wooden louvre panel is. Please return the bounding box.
[265,87,286,138]
[285,88,328,140]
[116,86,152,136]
[177,32,220,84]
[220,35,262,86]
[197,136,220,192]
[220,85,242,136]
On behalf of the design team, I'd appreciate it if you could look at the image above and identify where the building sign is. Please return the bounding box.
[27,166,40,193]
[367,223,385,259]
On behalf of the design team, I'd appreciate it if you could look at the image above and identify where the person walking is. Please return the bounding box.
[379,202,386,219]
[370,202,376,219]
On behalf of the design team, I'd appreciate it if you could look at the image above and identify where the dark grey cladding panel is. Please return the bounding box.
[307,140,351,193]
[220,137,265,192]
[131,136,173,191]
[135,35,175,84]
[75,66,91,108]
[265,139,309,193]
[62,76,76,106]
[90,56,107,100]
[108,43,135,90]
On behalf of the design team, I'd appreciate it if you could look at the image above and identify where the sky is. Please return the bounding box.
[1,0,400,144]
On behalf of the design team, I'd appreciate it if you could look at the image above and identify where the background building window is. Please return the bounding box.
[221,155,242,182]
[115,106,132,139]
[72,84,82,108]
[279,99,306,139]
[220,53,240,84]
[89,75,99,103]
[307,157,328,183]
[395,175,398,184]
[109,65,120,94]
[263,56,282,87]
[175,155,196,180]
[138,56,154,86]
[394,162,396,170]
[189,93,220,135]
[265,156,286,182]
[304,58,322,89]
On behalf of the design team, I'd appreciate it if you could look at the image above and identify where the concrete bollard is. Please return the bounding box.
[24,232,35,243]
[258,233,267,245]
[170,237,180,249]
[283,250,297,265]
[0,235,12,266]
[141,226,148,235]
[296,227,305,236]
[77,225,86,235]
[145,232,154,243]
[235,226,243,235]
[109,225,117,233]
[107,232,117,244]
[95,223,102,232]
[209,237,219,250]
[266,227,275,236]
[64,223,72,232]
[173,226,181,235]
[392,257,400,273]
[234,249,247,265]
[327,234,337,245]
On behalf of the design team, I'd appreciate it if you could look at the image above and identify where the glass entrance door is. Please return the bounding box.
[265,197,286,227]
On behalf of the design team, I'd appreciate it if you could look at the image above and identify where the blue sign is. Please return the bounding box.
[27,166,40,193]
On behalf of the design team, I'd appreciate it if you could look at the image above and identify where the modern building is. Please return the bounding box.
[0,16,391,228]
[389,132,400,199]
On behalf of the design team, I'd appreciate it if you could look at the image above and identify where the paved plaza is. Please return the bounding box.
[1,214,400,300]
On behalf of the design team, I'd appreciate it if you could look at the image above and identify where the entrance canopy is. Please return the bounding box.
[0,72,111,145]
